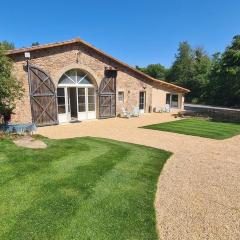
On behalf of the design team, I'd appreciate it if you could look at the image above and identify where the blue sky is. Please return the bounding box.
[1,0,239,67]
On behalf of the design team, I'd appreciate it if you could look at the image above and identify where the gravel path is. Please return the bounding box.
[37,113,240,240]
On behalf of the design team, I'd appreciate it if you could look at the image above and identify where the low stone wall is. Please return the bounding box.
[184,104,240,122]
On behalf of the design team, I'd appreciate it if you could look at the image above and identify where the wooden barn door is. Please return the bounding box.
[28,65,58,126]
[99,69,117,118]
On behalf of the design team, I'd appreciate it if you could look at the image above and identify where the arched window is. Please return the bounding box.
[58,69,94,86]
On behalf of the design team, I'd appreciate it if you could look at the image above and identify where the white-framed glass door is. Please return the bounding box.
[77,87,96,121]
[139,91,146,114]
[57,87,71,123]
[77,88,87,120]
[57,69,96,123]
[87,87,96,119]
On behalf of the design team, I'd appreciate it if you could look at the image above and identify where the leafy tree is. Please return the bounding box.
[0,41,15,51]
[206,35,240,107]
[0,50,24,123]
[31,42,40,46]
[167,42,212,102]
[166,42,194,87]
[136,64,168,80]
[191,48,212,102]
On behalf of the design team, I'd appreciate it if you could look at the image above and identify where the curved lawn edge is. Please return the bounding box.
[0,136,172,240]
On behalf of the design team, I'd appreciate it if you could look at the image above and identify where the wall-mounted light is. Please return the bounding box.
[24,52,31,59]
[24,52,31,71]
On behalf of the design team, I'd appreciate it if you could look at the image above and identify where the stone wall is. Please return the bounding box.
[184,104,240,122]
[10,43,183,123]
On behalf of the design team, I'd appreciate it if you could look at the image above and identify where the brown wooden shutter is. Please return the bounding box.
[28,65,58,126]
[99,69,117,118]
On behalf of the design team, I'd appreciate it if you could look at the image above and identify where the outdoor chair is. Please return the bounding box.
[132,106,140,117]
[164,104,171,112]
[121,106,132,118]
[155,106,163,113]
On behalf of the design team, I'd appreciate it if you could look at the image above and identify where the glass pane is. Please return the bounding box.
[77,70,92,84]
[79,104,85,112]
[58,70,76,84]
[57,88,64,97]
[66,69,77,83]
[78,96,85,103]
[78,88,85,95]
[171,94,179,108]
[57,97,65,105]
[88,103,95,111]
[59,75,74,85]
[139,92,145,109]
[58,105,65,114]
[172,94,178,102]
[88,88,95,95]
[118,91,124,102]
[88,95,95,104]
[78,76,92,84]
[166,94,171,105]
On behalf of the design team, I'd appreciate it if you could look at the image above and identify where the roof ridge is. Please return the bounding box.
[6,38,78,54]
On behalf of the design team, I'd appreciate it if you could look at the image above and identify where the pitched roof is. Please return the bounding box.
[6,38,190,93]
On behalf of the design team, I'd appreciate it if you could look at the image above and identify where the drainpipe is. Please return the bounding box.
[25,52,34,124]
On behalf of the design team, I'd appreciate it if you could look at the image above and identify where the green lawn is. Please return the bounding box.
[0,136,171,240]
[142,118,240,139]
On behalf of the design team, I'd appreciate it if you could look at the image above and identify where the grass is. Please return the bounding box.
[142,118,240,139]
[0,136,171,240]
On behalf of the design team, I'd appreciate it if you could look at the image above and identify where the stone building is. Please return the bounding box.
[6,38,189,126]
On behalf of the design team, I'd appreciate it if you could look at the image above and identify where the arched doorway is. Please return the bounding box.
[57,69,96,123]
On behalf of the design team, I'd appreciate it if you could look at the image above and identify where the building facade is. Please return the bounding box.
[6,38,189,126]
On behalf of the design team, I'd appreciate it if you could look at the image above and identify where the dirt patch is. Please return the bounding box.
[14,136,47,149]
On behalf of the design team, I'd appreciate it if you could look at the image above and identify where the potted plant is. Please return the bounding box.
[0,104,14,125]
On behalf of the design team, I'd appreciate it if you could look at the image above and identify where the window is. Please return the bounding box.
[88,88,95,111]
[165,93,179,108]
[139,91,145,110]
[59,69,93,85]
[171,94,179,108]
[118,91,124,102]
[57,88,66,114]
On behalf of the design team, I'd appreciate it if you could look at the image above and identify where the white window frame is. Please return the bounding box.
[118,91,124,102]
[166,93,180,108]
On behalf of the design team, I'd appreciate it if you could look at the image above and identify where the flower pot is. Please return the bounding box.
[3,114,11,125]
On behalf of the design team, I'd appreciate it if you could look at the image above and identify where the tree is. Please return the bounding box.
[136,63,168,80]
[167,42,212,102]
[0,41,15,51]
[0,50,24,123]
[191,48,212,102]
[166,42,194,87]
[31,42,40,46]
[206,35,240,107]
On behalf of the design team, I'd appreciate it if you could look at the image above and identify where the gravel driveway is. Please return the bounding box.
[37,113,240,240]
